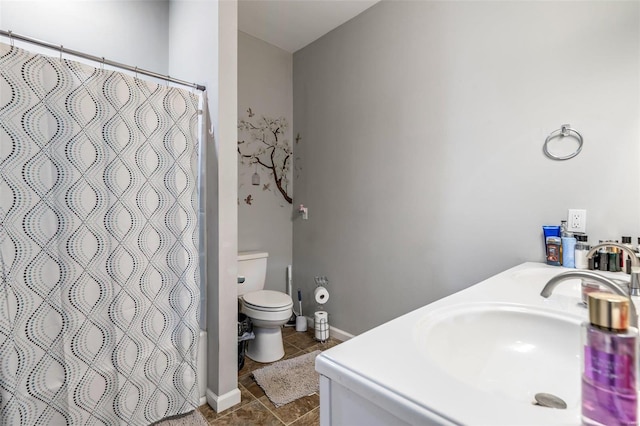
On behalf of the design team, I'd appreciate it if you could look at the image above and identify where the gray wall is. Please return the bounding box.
[1,0,170,74]
[238,32,293,293]
[167,0,239,410]
[293,1,640,335]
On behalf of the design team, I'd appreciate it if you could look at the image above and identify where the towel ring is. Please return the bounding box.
[543,124,583,161]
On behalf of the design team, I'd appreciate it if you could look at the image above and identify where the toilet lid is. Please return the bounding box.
[243,290,293,310]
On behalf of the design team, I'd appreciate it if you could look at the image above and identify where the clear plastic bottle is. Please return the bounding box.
[582,292,637,425]
[575,235,590,269]
[562,236,576,268]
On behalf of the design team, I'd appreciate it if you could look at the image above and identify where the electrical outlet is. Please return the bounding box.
[568,209,587,234]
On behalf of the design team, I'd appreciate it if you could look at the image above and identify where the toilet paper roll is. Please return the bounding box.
[314,311,329,341]
[314,286,329,304]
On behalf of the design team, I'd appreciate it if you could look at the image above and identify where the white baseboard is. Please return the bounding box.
[206,387,241,413]
[305,316,355,341]
[198,330,207,406]
[328,324,355,341]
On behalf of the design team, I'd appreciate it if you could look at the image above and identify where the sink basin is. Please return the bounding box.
[414,303,582,408]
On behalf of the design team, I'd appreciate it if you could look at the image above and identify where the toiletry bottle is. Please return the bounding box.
[582,292,637,426]
[560,221,568,264]
[575,235,590,269]
[581,279,613,305]
[546,237,562,266]
[609,244,620,273]
[543,226,562,265]
[589,240,599,270]
[614,241,621,273]
[562,235,576,268]
[599,241,609,272]
[622,236,633,274]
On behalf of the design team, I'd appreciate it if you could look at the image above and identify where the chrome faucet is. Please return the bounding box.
[540,270,638,328]
[586,242,640,296]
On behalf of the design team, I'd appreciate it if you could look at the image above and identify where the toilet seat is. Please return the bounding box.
[241,290,293,325]
[242,290,293,312]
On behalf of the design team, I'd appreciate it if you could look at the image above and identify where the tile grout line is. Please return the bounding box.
[244,350,312,426]
[238,365,289,425]
[297,406,320,425]
[255,394,289,425]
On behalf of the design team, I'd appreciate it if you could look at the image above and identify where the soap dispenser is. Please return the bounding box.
[582,292,638,426]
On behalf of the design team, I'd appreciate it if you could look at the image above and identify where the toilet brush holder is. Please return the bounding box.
[295,315,307,332]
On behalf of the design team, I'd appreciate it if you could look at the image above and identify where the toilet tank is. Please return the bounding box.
[238,251,268,296]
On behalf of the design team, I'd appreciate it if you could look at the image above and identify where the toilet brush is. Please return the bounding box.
[284,265,296,327]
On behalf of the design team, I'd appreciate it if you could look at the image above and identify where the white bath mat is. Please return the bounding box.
[252,350,321,407]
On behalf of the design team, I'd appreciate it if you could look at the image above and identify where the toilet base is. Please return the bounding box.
[246,326,285,363]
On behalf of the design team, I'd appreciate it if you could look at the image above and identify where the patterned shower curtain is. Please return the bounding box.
[0,43,201,425]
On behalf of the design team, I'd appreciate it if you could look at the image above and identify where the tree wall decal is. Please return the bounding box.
[238,112,293,204]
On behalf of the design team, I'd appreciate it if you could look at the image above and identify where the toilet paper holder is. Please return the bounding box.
[313,276,330,341]
[314,311,330,342]
[314,276,328,287]
[314,276,330,305]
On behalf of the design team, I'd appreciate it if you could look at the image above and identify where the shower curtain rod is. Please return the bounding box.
[0,29,206,92]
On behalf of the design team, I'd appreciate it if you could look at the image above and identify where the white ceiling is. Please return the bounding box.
[238,0,380,53]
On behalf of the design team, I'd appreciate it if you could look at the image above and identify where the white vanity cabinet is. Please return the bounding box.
[317,356,457,425]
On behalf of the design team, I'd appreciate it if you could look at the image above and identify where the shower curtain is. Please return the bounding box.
[0,42,201,425]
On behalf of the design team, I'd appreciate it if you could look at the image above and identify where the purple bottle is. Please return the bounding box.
[582,292,638,426]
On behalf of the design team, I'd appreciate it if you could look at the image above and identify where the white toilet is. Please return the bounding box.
[238,251,293,363]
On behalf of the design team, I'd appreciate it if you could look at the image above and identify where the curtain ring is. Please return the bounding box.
[8,31,14,47]
[59,45,63,61]
[166,76,170,87]
[101,57,105,70]
[134,66,138,79]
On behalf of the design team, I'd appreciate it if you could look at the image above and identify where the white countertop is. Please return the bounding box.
[316,262,631,425]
